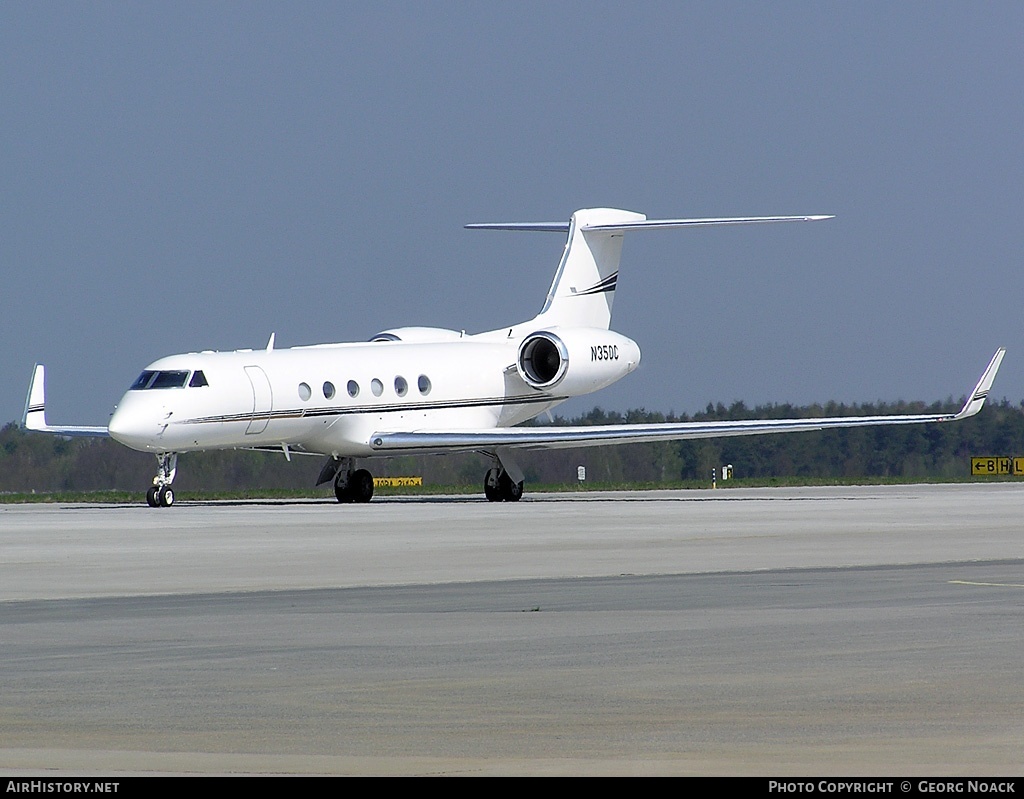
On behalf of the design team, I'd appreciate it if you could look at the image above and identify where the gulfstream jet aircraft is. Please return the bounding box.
[23,208,1005,507]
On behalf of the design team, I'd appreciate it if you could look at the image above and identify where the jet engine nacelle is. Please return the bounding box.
[516,328,641,395]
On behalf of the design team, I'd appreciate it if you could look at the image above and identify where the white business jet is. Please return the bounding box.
[24,208,1005,507]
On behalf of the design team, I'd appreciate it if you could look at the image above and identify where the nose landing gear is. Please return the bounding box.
[145,453,178,507]
[146,485,174,507]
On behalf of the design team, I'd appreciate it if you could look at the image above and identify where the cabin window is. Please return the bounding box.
[347,380,359,398]
[189,370,209,388]
[323,381,335,399]
[418,375,431,395]
[298,382,311,401]
[394,376,408,397]
[370,378,383,397]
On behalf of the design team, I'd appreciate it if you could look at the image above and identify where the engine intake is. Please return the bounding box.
[518,333,569,388]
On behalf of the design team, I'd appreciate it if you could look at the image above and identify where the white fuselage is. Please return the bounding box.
[106,327,642,457]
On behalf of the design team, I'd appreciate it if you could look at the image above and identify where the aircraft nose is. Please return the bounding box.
[108,401,163,451]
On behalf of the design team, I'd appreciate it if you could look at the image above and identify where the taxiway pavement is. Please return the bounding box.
[1,484,1022,775]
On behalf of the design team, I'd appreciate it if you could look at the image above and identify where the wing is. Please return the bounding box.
[22,364,110,437]
[368,349,1005,454]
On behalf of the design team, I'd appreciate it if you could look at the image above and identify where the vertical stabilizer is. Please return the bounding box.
[535,208,646,329]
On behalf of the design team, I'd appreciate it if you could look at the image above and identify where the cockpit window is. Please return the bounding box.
[131,371,157,390]
[130,370,190,390]
[150,370,190,389]
[189,370,209,388]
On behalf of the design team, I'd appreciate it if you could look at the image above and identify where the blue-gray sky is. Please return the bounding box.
[3,2,1022,425]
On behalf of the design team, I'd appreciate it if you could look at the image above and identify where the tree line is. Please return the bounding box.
[3,398,1024,493]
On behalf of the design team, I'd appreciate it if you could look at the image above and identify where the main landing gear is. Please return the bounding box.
[483,467,524,502]
[318,457,374,503]
[334,467,374,503]
[317,453,525,504]
[483,450,525,502]
[146,453,178,507]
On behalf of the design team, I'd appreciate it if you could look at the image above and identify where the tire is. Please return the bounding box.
[351,469,374,503]
[499,472,523,502]
[146,486,160,507]
[483,468,502,502]
[158,486,174,507]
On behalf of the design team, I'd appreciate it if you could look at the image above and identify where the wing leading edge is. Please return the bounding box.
[369,349,1006,454]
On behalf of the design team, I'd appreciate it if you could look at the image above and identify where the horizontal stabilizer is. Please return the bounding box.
[466,214,833,233]
[465,222,572,232]
[582,214,834,232]
[468,208,833,331]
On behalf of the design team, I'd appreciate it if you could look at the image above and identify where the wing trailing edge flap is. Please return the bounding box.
[368,349,1006,455]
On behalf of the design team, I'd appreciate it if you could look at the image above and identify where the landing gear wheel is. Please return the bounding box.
[351,469,374,503]
[499,471,524,502]
[484,468,502,502]
[335,467,374,503]
[484,468,523,502]
[157,486,174,507]
[146,453,178,509]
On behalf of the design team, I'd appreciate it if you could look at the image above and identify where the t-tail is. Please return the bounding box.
[468,208,834,330]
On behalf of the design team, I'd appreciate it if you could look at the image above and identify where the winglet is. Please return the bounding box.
[22,363,110,437]
[953,348,1006,420]
[23,363,47,430]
